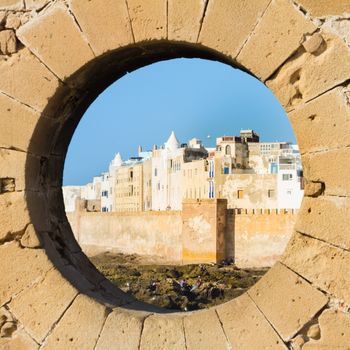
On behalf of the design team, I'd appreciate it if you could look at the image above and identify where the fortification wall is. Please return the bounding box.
[233,209,298,267]
[68,204,297,268]
[67,210,183,262]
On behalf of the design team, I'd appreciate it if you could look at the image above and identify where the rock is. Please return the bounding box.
[0,12,6,27]
[303,33,325,54]
[20,224,41,248]
[290,334,305,350]
[0,321,16,338]
[0,29,17,54]
[5,13,21,29]
[307,323,321,340]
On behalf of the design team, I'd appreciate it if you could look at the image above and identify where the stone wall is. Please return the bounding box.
[68,200,296,268]
[234,209,298,268]
[1,1,350,349]
[68,210,183,261]
[182,199,228,264]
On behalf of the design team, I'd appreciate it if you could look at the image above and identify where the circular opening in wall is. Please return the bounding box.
[62,57,303,312]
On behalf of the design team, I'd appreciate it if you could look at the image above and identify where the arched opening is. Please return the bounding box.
[60,54,302,311]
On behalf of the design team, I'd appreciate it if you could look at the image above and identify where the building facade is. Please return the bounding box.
[63,130,304,213]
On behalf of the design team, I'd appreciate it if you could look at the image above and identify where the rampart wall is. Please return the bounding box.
[68,210,183,262]
[68,203,297,267]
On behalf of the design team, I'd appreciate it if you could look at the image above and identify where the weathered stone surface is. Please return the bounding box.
[25,0,50,10]
[0,92,58,155]
[183,309,230,350]
[5,13,21,29]
[127,0,167,42]
[140,314,186,350]
[303,181,324,197]
[20,224,41,248]
[322,17,350,48]
[302,33,325,54]
[68,0,133,55]
[41,294,107,350]
[0,148,42,192]
[303,309,350,349]
[0,0,23,10]
[0,192,30,243]
[9,268,77,342]
[199,0,270,59]
[296,196,350,250]
[216,293,287,349]
[168,0,207,43]
[267,33,350,110]
[248,262,328,340]
[0,29,17,54]
[0,48,65,117]
[303,147,350,197]
[0,328,39,350]
[282,232,350,304]
[17,3,94,80]
[296,0,350,17]
[288,86,350,154]
[95,309,145,350]
[0,242,52,306]
[237,0,316,81]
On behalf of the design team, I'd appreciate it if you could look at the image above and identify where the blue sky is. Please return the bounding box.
[63,58,295,186]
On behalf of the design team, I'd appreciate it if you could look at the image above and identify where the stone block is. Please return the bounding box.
[303,147,350,197]
[168,0,207,43]
[0,29,17,54]
[95,309,144,350]
[17,3,94,80]
[5,14,21,30]
[0,192,30,243]
[41,294,108,350]
[0,328,39,350]
[9,268,78,342]
[0,148,42,192]
[0,242,53,306]
[282,232,350,304]
[198,0,270,59]
[0,48,67,118]
[237,0,316,81]
[183,309,230,350]
[25,0,51,10]
[216,293,287,349]
[20,223,41,248]
[303,309,350,349]
[127,0,167,42]
[248,262,328,340]
[0,0,23,10]
[288,86,350,154]
[68,0,133,55]
[296,0,350,17]
[296,196,350,250]
[267,33,350,110]
[139,314,186,350]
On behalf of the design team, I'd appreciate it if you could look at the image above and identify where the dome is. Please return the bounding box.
[164,131,180,152]
[111,152,123,167]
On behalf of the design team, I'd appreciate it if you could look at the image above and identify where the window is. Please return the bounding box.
[225,145,231,155]
[282,173,293,181]
[237,190,244,199]
[223,167,229,174]
[154,168,158,177]
[268,189,275,198]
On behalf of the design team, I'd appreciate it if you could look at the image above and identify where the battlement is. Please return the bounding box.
[232,208,299,215]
